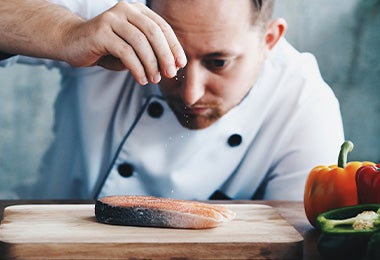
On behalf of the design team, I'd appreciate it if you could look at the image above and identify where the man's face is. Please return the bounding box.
[151,0,268,129]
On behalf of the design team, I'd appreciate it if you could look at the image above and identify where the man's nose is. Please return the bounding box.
[179,65,206,106]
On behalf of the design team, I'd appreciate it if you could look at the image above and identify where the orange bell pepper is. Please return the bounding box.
[304,141,374,227]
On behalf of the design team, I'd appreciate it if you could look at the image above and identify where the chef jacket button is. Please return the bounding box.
[147,101,164,118]
[228,134,242,147]
[117,163,134,178]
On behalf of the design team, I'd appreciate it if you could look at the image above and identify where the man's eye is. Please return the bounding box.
[212,60,226,67]
[204,59,227,70]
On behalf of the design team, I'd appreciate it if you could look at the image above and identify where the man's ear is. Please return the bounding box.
[264,18,287,52]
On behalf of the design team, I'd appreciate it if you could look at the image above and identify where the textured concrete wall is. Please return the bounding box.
[275,0,380,162]
[0,0,379,198]
[0,66,60,197]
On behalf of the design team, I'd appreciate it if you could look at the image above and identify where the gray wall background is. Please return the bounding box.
[0,0,379,198]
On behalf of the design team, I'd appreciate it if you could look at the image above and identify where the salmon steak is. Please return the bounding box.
[95,195,236,229]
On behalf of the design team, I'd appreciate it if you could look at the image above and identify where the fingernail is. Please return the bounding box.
[166,65,178,78]
[140,77,148,85]
[177,54,187,68]
[153,72,161,83]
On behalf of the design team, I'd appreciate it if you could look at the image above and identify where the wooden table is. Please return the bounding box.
[0,200,323,259]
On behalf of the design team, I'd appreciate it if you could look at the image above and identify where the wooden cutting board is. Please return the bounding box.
[0,204,303,259]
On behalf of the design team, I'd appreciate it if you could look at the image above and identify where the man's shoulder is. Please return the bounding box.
[268,38,319,73]
[264,38,326,87]
[257,38,336,107]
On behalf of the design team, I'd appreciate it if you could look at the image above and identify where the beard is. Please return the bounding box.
[165,97,225,130]
[175,111,222,130]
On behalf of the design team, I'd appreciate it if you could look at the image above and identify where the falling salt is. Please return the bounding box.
[175,68,185,81]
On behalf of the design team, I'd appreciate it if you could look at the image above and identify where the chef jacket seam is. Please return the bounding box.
[91,95,165,198]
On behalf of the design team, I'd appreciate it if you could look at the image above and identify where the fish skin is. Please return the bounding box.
[95,195,236,229]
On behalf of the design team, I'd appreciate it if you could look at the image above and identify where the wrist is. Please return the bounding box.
[55,16,86,65]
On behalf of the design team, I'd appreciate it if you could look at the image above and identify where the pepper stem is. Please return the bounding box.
[338,140,354,168]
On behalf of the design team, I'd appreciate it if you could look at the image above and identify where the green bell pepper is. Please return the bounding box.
[366,232,380,259]
[316,204,380,259]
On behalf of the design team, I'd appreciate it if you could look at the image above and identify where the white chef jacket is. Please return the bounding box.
[0,0,344,200]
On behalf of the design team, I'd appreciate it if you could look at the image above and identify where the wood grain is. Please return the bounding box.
[0,204,303,259]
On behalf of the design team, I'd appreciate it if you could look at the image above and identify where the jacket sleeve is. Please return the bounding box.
[262,54,345,200]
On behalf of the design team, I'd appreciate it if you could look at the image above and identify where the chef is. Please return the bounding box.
[0,0,344,200]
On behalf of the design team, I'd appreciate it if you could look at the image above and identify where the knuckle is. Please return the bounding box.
[130,2,146,9]
[130,32,148,47]
[98,10,117,24]
[169,41,182,53]
[145,58,160,73]
[158,21,172,36]
[145,22,164,39]
[118,44,134,58]
[159,51,175,66]
[113,1,131,11]
[137,51,158,74]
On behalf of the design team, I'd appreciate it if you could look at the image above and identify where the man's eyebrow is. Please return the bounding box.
[204,51,237,58]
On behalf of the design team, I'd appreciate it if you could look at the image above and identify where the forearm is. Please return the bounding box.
[0,0,83,62]
[0,0,186,83]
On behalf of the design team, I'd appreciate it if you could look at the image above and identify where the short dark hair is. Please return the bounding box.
[251,0,275,29]
[253,0,263,9]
